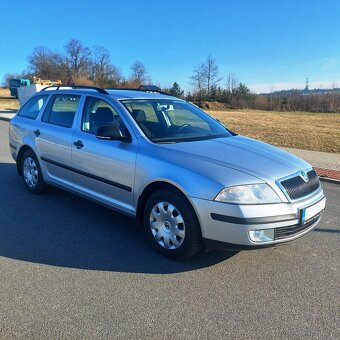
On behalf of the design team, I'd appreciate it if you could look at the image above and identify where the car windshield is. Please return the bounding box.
[121,99,233,143]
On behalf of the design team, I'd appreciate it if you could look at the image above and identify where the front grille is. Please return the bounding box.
[274,214,320,240]
[280,170,320,200]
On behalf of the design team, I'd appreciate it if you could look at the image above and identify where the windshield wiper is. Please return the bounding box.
[155,140,181,144]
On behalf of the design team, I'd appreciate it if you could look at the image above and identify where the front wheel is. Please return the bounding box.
[143,189,202,260]
[21,150,46,194]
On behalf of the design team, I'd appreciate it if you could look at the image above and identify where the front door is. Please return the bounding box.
[71,96,137,214]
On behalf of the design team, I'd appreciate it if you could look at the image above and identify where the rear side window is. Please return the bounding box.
[18,94,49,119]
[42,94,80,128]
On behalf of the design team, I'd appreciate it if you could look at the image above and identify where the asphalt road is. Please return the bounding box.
[0,120,339,339]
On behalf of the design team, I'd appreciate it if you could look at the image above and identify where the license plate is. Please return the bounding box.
[301,197,326,225]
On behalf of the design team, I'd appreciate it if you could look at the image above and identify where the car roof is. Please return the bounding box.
[38,87,182,101]
[106,89,179,100]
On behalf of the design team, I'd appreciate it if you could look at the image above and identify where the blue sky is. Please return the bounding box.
[1,0,340,93]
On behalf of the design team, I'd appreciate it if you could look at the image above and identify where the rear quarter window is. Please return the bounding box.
[17,94,49,120]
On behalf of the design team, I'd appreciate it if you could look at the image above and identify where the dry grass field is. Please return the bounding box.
[0,88,19,110]
[0,88,339,153]
[209,110,340,153]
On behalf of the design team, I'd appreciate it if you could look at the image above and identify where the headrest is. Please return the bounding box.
[93,107,113,123]
[131,109,146,122]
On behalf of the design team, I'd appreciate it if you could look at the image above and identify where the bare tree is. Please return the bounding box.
[91,46,113,86]
[191,55,222,100]
[27,46,67,81]
[226,73,238,92]
[64,39,91,80]
[105,65,123,87]
[190,67,205,101]
[201,55,222,97]
[130,61,149,86]
[225,73,239,104]
[84,46,123,87]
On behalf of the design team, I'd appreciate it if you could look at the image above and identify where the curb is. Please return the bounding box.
[0,116,12,122]
[315,167,340,185]
[319,177,340,185]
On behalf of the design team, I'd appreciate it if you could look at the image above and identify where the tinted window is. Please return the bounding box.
[18,94,49,119]
[81,97,123,135]
[42,94,80,128]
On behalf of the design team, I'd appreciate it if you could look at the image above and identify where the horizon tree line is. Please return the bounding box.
[3,39,340,112]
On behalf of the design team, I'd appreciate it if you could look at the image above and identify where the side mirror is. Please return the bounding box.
[96,124,131,143]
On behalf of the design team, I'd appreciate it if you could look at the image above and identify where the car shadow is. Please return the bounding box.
[0,162,236,274]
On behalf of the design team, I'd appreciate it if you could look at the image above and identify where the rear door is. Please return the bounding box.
[36,93,82,185]
[71,96,137,213]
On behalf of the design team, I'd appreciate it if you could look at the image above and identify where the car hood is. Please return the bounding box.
[159,135,311,182]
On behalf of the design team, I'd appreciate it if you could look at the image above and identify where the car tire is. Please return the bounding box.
[143,189,202,260]
[21,150,46,194]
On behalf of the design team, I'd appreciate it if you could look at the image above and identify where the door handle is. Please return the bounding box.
[73,140,84,149]
[33,129,40,137]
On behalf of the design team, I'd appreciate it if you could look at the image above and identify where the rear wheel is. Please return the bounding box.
[21,150,46,194]
[143,189,202,259]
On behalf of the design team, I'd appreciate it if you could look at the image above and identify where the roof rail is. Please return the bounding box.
[139,84,170,95]
[107,85,170,96]
[139,85,162,92]
[40,85,109,94]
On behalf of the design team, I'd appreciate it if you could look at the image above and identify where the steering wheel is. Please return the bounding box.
[176,124,191,132]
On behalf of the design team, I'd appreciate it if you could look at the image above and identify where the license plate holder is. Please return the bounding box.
[301,197,326,225]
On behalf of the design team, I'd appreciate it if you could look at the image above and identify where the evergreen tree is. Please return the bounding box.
[170,82,184,98]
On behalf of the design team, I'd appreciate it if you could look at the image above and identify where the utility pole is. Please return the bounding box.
[305,77,309,92]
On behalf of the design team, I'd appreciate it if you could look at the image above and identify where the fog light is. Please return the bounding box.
[249,229,274,242]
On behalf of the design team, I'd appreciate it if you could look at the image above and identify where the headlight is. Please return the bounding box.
[215,184,281,204]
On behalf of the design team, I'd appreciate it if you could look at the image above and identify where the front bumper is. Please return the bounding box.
[190,187,325,247]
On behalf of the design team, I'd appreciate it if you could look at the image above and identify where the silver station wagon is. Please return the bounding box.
[9,86,326,259]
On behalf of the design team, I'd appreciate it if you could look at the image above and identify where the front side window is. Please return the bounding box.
[81,97,124,135]
[18,94,49,119]
[42,94,80,128]
[121,99,232,143]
